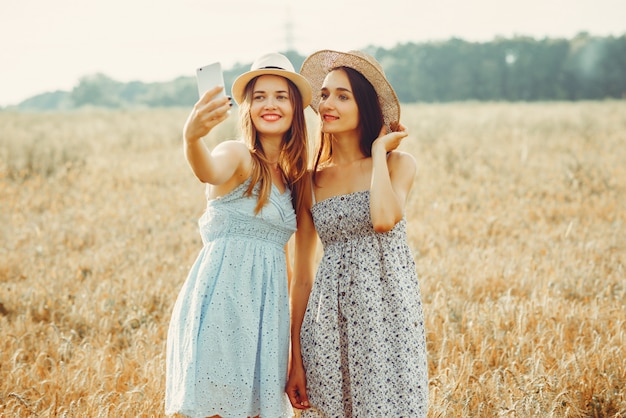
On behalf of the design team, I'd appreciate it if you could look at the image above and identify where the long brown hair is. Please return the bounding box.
[312,67,384,184]
[238,76,309,214]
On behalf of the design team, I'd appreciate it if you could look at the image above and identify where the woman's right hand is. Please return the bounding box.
[286,362,310,410]
[183,86,232,143]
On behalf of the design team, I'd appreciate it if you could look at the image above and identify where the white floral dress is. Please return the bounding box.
[300,190,428,417]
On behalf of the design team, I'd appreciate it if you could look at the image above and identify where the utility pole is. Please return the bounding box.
[285,3,295,52]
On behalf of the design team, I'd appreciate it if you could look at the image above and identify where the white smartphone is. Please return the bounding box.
[196,62,226,99]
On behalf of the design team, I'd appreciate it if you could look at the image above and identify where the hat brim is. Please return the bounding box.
[300,50,400,130]
[231,69,312,107]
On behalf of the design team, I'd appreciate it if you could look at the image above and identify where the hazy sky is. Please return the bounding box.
[2,0,625,106]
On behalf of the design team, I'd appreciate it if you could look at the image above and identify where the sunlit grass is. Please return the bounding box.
[1,101,624,417]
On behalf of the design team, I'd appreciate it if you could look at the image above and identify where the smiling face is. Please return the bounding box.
[318,69,360,135]
[249,75,294,139]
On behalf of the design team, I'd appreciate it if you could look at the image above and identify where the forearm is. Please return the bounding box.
[290,206,316,366]
[184,138,216,182]
[289,281,312,367]
[370,146,403,231]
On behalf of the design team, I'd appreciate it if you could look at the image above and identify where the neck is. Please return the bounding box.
[328,132,365,165]
[259,135,282,165]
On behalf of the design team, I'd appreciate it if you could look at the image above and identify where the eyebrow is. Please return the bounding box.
[253,89,289,94]
[321,86,352,94]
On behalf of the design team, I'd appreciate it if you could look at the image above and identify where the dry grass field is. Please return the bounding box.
[1,101,624,417]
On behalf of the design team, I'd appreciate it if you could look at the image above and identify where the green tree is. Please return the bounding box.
[70,73,123,107]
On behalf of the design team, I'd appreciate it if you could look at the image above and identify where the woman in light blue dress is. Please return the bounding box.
[165,53,312,418]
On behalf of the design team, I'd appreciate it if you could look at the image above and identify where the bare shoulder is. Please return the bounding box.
[214,139,252,167]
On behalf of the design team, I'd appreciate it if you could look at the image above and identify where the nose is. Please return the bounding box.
[320,95,334,111]
[264,96,277,109]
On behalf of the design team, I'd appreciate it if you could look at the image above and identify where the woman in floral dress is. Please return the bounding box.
[287,50,428,417]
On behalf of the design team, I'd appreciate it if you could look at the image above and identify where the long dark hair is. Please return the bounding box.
[312,67,384,183]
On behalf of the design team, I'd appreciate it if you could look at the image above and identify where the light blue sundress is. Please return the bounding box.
[166,178,296,418]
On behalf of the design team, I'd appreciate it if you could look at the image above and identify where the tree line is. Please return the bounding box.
[11,33,626,111]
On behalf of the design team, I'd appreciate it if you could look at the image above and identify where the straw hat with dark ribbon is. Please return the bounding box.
[232,52,312,106]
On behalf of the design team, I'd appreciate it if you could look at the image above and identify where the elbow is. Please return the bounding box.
[195,173,212,184]
[187,165,211,184]
[371,210,403,233]
[372,219,397,233]
[193,169,225,185]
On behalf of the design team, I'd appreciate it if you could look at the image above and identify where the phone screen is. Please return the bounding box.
[196,62,226,99]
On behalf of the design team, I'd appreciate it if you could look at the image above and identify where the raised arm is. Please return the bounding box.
[183,86,241,185]
[369,124,416,232]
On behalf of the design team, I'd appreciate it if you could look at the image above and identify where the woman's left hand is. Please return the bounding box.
[372,123,408,154]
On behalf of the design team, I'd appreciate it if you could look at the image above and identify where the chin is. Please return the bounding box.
[259,128,289,137]
[321,122,337,131]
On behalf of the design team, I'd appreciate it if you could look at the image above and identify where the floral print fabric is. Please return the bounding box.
[301,190,428,417]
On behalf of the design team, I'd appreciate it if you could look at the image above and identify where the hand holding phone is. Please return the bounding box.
[196,62,226,99]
